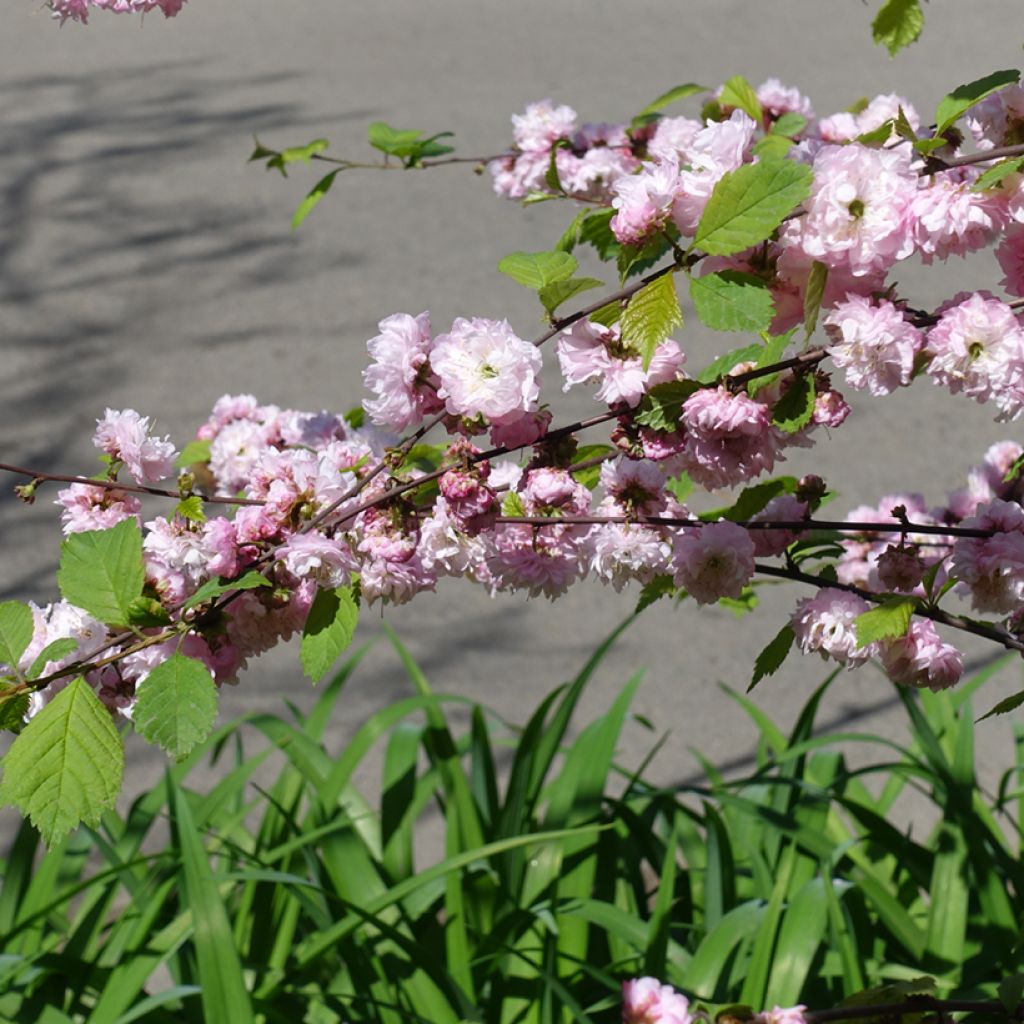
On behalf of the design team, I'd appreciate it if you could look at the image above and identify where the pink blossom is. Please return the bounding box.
[50,0,186,23]
[781,143,917,278]
[648,117,703,163]
[996,223,1024,296]
[876,544,927,592]
[511,99,577,153]
[55,483,142,535]
[363,312,442,432]
[757,79,815,122]
[672,520,755,605]
[911,171,1008,263]
[599,458,671,514]
[947,440,1024,519]
[489,408,551,450]
[487,523,587,599]
[588,513,675,592]
[522,467,591,513]
[557,146,639,202]
[755,1006,809,1024]
[966,85,1024,151]
[431,318,542,425]
[611,159,682,245]
[275,532,356,588]
[824,296,923,396]
[925,293,1024,420]
[417,497,492,577]
[622,977,693,1024]
[880,619,963,690]
[748,494,809,556]
[94,408,178,485]
[950,498,1024,613]
[791,587,875,667]
[679,387,781,489]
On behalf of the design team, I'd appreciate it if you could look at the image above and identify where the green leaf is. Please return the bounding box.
[935,69,1020,136]
[718,476,799,521]
[749,624,795,691]
[636,575,678,614]
[538,276,604,315]
[999,974,1024,1012]
[637,82,707,118]
[719,74,763,123]
[618,234,674,282]
[977,689,1024,722]
[182,570,271,611]
[855,596,915,648]
[689,270,775,333]
[771,374,816,433]
[502,491,526,517]
[570,444,616,489]
[0,602,33,673]
[0,677,123,845]
[497,250,577,290]
[174,495,206,524]
[589,301,623,328]
[26,638,78,681]
[635,380,701,431]
[579,208,620,260]
[57,520,144,627]
[770,112,808,138]
[300,586,359,683]
[693,159,812,257]
[368,122,454,164]
[803,261,828,340]
[279,137,329,165]
[972,156,1024,192]
[666,471,694,503]
[292,169,340,229]
[746,328,795,395]
[0,685,28,732]
[174,439,211,469]
[696,342,763,383]
[753,134,795,160]
[871,0,925,57]
[620,273,683,369]
[133,654,218,761]
[719,586,759,618]
[126,596,172,628]
[555,208,591,253]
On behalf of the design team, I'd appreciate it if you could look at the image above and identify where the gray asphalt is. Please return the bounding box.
[4,1,1024,830]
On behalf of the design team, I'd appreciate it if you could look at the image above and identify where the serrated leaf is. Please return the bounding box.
[617,234,674,283]
[367,122,452,162]
[636,381,701,431]
[571,444,616,489]
[719,75,763,124]
[977,690,1024,722]
[0,677,123,845]
[935,69,1020,136]
[555,208,591,253]
[771,374,816,433]
[753,134,795,160]
[692,159,812,257]
[175,439,211,469]
[292,169,340,229]
[126,596,173,629]
[57,520,144,627]
[696,343,763,383]
[501,491,526,517]
[719,477,799,522]
[971,155,1024,192]
[589,301,622,328]
[279,138,329,164]
[300,586,359,683]
[579,209,619,260]
[498,250,577,290]
[854,596,915,648]
[855,118,899,147]
[0,602,33,672]
[620,273,683,370]
[803,261,828,340]
[770,112,807,138]
[133,654,218,761]
[27,638,78,681]
[174,495,206,524]
[638,83,707,118]
[689,270,775,333]
[636,575,677,614]
[749,624,795,692]
[666,472,694,503]
[183,571,271,611]
[871,0,925,57]
[0,686,28,732]
[538,276,604,315]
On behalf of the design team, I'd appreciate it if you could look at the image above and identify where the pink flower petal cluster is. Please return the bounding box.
[50,0,185,22]
[56,483,142,535]
[950,499,1024,613]
[94,408,178,485]
[791,587,875,668]
[880,620,964,691]
[911,170,1008,263]
[673,520,755,604]
[611,159,683,245]
[622,978,693,1024]
[363,312,443,432]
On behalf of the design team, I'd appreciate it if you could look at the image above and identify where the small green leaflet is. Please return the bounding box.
[635,575,678,614]
[174,495,206,524]
[579,209,619,260]
[635,380,700,431]
[126,596,173,629]
[570,444,616,489]
[175,438,211,470]
[538,276,604,316]
[977,690,1024,722]
[501,491,526,517]
[871,0,924,57]
[747,329,795,396]
[0,677,124,846]
[589,301,623,328]
[637,82,707,119]
[620,273,683,370]
[0,602,33,674]
[618,234,674,283]
[935,69,1019,137]
[400,443,447,475]
[772,374,816,433]
[719,587,759,618]
[719,75,763,124]
[753,134,794,160]
[770,113,807,139]
[666,472,694,503]
[367,122,455,165]
[183,571,272,611]
[972,156,1024,193]
[57,520,145,627]
[249,136,328,177]
[293,169,340,229]
[0,686,28,733]
[714,477,799,522]
[748,624,795,692]
[998,975,1024,1013]
[134,654,218,761]
[27,638,78,681]
[688,270,775,333]
[555,208,591,253]
[696,342,763,383]
[692,159,812,257]
[854,596,916,648]
[803,261,828,340]
[300,586,359,683]
[498,250,577,291]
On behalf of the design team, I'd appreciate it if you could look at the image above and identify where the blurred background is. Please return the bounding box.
[4,1,1024,818]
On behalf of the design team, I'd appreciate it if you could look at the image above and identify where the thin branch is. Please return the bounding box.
[807,996,1021,1023]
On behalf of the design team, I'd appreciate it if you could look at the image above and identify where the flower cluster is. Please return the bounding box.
[49,0,185,22]
[622,977,807,1024]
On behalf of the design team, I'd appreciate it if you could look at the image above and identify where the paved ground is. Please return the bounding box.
[3,1,1024,832]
